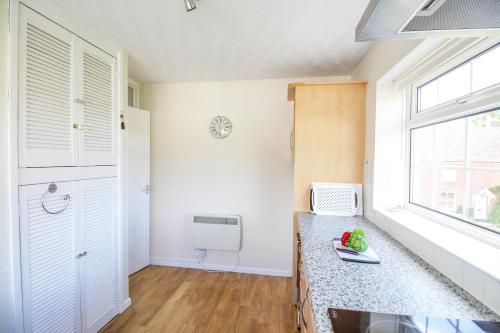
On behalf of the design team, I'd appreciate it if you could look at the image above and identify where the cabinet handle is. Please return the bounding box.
[74,98,87,105]
[310,189,314,212]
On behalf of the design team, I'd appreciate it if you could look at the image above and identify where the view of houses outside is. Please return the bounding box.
[411,109,500,232]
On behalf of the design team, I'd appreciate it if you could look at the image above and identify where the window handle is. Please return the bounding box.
[456,96,469,104]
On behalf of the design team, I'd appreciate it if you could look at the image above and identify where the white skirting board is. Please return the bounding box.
[150,257,292,277]
[120,298,132,313]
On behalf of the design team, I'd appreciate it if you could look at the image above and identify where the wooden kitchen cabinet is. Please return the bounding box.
[289,81,366,211]
[290,81,366,326]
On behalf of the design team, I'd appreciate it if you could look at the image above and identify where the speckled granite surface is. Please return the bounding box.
[297,213,500,333]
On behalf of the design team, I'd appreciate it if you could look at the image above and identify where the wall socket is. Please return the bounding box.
[194,249,207,259]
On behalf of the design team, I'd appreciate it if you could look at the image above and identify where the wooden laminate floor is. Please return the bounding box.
[102,265,296,333]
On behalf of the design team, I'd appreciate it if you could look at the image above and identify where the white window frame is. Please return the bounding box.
[128,79,140,108]
[404,37,500,238]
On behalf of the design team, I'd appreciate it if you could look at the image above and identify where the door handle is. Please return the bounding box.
[73,124,88,132]
[141,185,151,194]
[75,251,87,258]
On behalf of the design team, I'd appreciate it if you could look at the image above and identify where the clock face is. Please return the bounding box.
[210,116,232,139]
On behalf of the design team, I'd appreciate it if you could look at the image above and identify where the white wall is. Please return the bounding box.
[351,40,422,219]
[140,77,348,275]
[0,0,14,331]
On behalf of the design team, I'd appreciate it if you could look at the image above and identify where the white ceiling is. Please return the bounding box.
[43,0,372,83]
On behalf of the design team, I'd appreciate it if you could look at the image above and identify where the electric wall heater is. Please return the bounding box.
[192,215,241,251]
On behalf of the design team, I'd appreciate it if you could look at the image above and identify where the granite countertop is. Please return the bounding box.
[297,213,500,333]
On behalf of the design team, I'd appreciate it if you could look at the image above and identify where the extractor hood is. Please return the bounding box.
[356,0,500,41]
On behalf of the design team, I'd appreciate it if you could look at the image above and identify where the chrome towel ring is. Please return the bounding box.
[41,183,71,215]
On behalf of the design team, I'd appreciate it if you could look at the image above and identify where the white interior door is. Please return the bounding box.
[127,107,151,275]
[79,177,118,333]
[78,40,117,166]
[19,182,81,333]
[19,6,78,167]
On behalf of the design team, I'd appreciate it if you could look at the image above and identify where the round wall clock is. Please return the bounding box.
[209,116,232,139]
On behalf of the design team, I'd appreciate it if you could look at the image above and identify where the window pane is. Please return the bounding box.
[419,80,438,110]
[410,167,465,217]
[128,86,135,107]
[411,167,436,209]
[410,108,500,233]
[472,45,500,92]
[411,126,434,166]
[435,117,466,163]
[468,109,500,167]
[466,171,500,231]
[466,109,500,231]
[417,44,500,112]
[411,117,466,166]
[435,168,464,217]
[438,62,471,104]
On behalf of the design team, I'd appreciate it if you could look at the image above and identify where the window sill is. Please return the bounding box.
[373,207,500,282]
[370,207,500,315]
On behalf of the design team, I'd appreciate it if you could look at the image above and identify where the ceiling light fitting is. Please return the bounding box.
[184,0,196,12]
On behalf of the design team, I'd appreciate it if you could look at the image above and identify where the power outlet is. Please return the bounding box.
[194,249,207,259]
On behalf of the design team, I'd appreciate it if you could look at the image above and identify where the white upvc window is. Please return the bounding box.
[128,79,140,108]
[405,41,500,235]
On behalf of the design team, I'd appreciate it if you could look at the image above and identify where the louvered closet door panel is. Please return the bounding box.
[79,42,116,166]
[19,6,78,167]
[19,182,81,333]
[79,178,118,333]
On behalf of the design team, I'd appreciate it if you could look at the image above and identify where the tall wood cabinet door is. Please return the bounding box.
[19,182,81,333]
[77,41,117,166]
[79,178,118,333]
[18,6,79,167]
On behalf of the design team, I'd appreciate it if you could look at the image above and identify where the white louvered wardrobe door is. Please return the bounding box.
[19,6,78,167]
[19,182,81,333]
[79,178,118,333]
[79,42,117,166]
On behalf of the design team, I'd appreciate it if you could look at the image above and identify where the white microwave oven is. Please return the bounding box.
[310,182,363,216]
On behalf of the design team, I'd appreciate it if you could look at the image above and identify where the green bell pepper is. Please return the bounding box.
[347,233,368,252]
[351,228,365,238]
